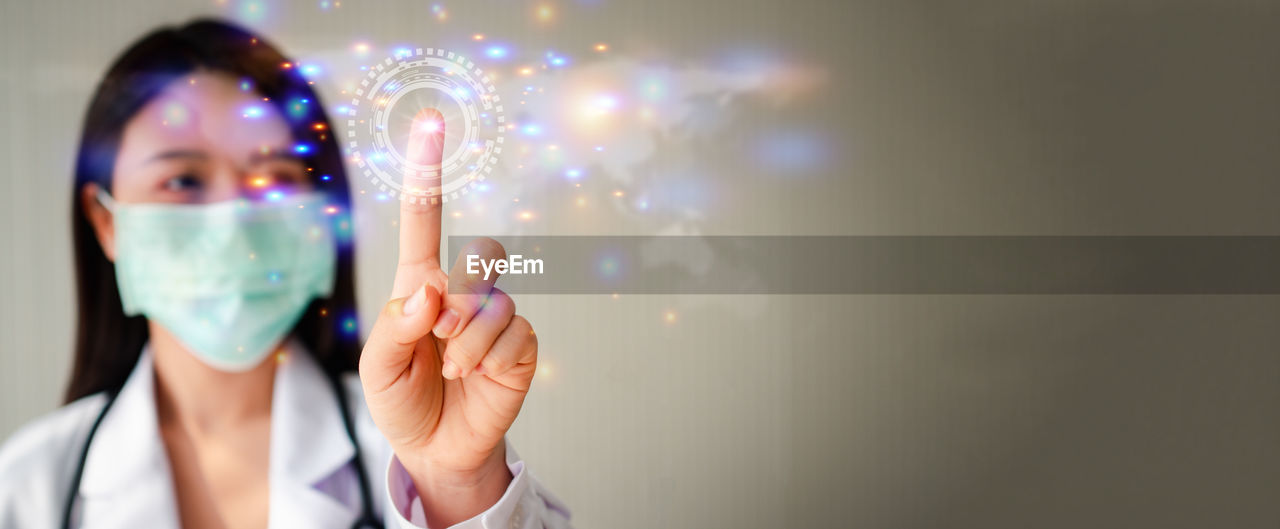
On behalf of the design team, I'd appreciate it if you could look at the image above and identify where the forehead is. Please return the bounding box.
[116,71,294,166]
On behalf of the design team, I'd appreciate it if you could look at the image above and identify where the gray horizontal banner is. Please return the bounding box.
[445,236,1280,294]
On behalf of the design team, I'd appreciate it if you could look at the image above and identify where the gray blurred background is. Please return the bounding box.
[2,0,1278,527]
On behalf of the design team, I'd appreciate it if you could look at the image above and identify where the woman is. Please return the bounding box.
[0,19,569,529]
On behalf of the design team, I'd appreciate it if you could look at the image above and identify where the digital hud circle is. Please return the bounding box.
[345,48,505,204]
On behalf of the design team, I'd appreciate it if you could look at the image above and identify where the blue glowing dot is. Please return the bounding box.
[287,98,309,120]
[299,64,321,78]
[520,123,543,136]
[376,193,389,201]
[242,105,265,119]
[544,51,569,67]
[239,79,253,92]
[454,86,470,98]
[320,174,332,181]
[594,145,605,152]
[485,46,509,59]
[565,168,583,180]
[334,105,351,114]
[267,270,283,283]
[477,183,491,192]
[265,190,284,201]
[394,47,412,58]
[294,143,313,154]
[341,315,358,335]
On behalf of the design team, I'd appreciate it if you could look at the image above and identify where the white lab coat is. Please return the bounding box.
[0,341,571,528]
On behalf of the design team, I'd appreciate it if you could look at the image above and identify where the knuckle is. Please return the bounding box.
[447,341,480,364]
[483,353,514,372]
[510,314,533,336]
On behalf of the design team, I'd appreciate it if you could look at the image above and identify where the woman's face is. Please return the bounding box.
[84,70,313,259]
[110,71,310,204]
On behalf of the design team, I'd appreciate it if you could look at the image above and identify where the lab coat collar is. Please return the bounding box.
[79,345,168,497]
[78,341,361,524]
[270,339,354,487]
[269,339,361,526]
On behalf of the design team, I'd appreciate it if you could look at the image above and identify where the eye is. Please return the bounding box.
[256,160,309,188]
[163,173,203,192]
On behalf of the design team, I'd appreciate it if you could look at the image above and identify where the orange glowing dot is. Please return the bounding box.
[535,4,553,21]
[518,66,534,76]
[249,176,270,188]
[664,311,677,324]
[324,206,339,215]
[613,190,624,197]
[576,197,586,206]
[518,211,534,221]
[594,43,608,52]
[281,62,293,69]
[451,211,463,218]
[473,33,485,41]
[320,308,328,316]
[312,122,327,131]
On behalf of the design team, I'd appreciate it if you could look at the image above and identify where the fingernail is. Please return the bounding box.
[441,360,460,380]
[403,285,427,315]
[433,309,460,337]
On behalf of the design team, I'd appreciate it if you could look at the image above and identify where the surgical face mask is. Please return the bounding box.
[97,188,337,372]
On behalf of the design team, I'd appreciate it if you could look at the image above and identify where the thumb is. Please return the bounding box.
[359,283,441,393]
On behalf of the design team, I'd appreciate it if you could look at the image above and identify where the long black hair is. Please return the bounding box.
[65,19,360,403]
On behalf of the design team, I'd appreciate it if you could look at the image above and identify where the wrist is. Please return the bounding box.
[403,444,512,527]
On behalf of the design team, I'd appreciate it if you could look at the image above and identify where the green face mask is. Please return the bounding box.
[97,188,337,371]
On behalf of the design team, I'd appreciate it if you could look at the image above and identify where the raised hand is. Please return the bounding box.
[359,109,537,527]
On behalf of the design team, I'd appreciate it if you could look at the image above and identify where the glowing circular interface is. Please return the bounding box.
[345,48,505,204]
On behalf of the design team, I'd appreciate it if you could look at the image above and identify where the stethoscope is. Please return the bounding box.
[60,370,382,529]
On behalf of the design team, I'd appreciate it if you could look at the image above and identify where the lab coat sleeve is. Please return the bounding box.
[384,438,572,529]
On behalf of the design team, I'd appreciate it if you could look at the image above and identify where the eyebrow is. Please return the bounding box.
[249,150,305,165]
[141,148,304,166]
[145,149,208,164]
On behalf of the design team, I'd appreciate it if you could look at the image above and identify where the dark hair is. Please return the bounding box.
[65,19,360,403]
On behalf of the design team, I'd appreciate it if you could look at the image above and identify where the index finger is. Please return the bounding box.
[392,108,446,299]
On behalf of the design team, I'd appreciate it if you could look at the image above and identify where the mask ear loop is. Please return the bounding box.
[94,186,117,213]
